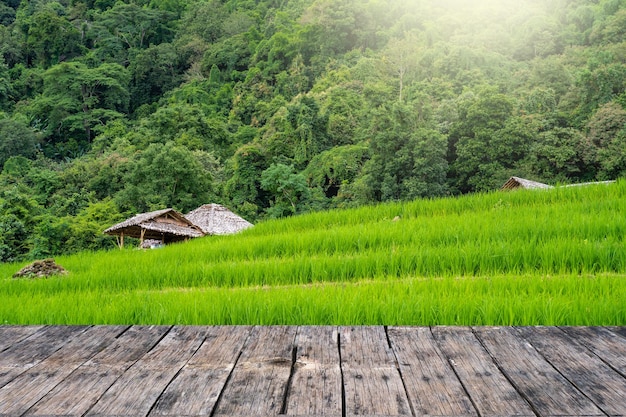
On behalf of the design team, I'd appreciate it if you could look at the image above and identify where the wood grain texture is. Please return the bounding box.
[0,326,126,416]
[0,325,623,417]
[518,326,626,416]
[607,326,626,339]
[85,326,206,417]
[213,326,297,416]
[150,326,252,416]
[340,326,411,416]
[561,326,626,376]
[431,326,535,417]
[0,326,88,389]
[475,326,603,416]
[0,326,44,352]
[388,326,477,416]
[285,326,342,416]
[26,325,169,417]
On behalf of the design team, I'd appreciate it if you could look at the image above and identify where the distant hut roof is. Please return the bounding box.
[501,177,553,191]
[185,204,253,235]
[564,180,616,187]
[104,208,203,242]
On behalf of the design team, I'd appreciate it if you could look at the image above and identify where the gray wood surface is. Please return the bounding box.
[388,326,477,416]
[340,326,411,416]
[561,326,626,376]
[0,326,43,352]
[26,325,170,417]
[85,326,206,417]
[518,326,626,416]
[0,326,88,389]
[150,326,252,416]
[431,326,535,416]
[0,325,624,417]
[213,326,297,416]
[475,326,603,416]
[285,326,342,416]
[0,326,126,416]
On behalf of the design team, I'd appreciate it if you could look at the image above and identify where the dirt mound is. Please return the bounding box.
[13,259,68,279]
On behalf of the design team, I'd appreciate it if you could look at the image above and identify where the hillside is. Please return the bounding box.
[1,182,625,325]
[1,0,626,262]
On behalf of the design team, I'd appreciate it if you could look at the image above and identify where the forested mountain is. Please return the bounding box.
[1,0,625,261]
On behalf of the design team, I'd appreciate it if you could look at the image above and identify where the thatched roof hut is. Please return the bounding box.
[104,208,203,248]
[501,177,553,191]
[185,204,253,235]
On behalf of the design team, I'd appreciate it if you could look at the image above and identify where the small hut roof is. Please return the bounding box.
[104,208,202,240]
[501,177,553,191]
[185,204,253,235]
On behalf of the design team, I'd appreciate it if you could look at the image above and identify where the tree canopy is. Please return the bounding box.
[1,0,626,261]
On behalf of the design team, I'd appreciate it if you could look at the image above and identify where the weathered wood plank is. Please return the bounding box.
[607,326,626,339]
[561,326,626,376]
[150,326,252,416]
[0,326,44,352]
[0,326,89,389]
[388,326,477,416]
[285,326,342,416]
[431,326,535,417]
[475,326,603,416]
[0,326,126,416]
[85,326,206,417]
[518,326,626,416]
[340,326,411,416]
[213,326,297,416]
[26,325,170,417]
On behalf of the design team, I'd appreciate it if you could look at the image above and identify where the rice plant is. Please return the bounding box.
[1,180,625,325]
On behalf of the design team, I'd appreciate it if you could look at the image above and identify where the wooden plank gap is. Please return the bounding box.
[145,329,213,417]
[338,329,346,417]
[279,343,298,415]
[85,326,208,417]
[30,325,171,417]
[606,326,626,340]
[0,326,91,390]
[384,326,416,417]
[286,327,342,415]
[470,326,541,417]
[559,327,626,380]
[516,326,626,416]
[142,325,175,356]
[429,326,482,417]
[207,326,263,417]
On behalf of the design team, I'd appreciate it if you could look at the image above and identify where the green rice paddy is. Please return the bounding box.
[1,181,625,325]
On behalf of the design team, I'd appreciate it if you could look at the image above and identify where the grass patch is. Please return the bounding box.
[1,181,625,325]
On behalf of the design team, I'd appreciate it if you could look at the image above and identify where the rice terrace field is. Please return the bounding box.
[1,181,625,326]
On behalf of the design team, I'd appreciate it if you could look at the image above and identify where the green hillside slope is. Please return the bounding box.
[1,181,625,325]
[2,0,626,262]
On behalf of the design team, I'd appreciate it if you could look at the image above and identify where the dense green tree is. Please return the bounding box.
[260,163,309,217]
[115,142,213,213]
[21,6,84,68]
[304,144,368,199]
[527,126,591,181]
[0,185,40,262]
[96,2,175,50]
[128,43,183,111]
[0,116,38,167]
[449,88,515,192]
[586,101,626,179]
[224,143,268,220]
[364,101,448,200]
[21,61,129,156]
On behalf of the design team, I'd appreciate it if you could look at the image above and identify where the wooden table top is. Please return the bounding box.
[0,325,625,416]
